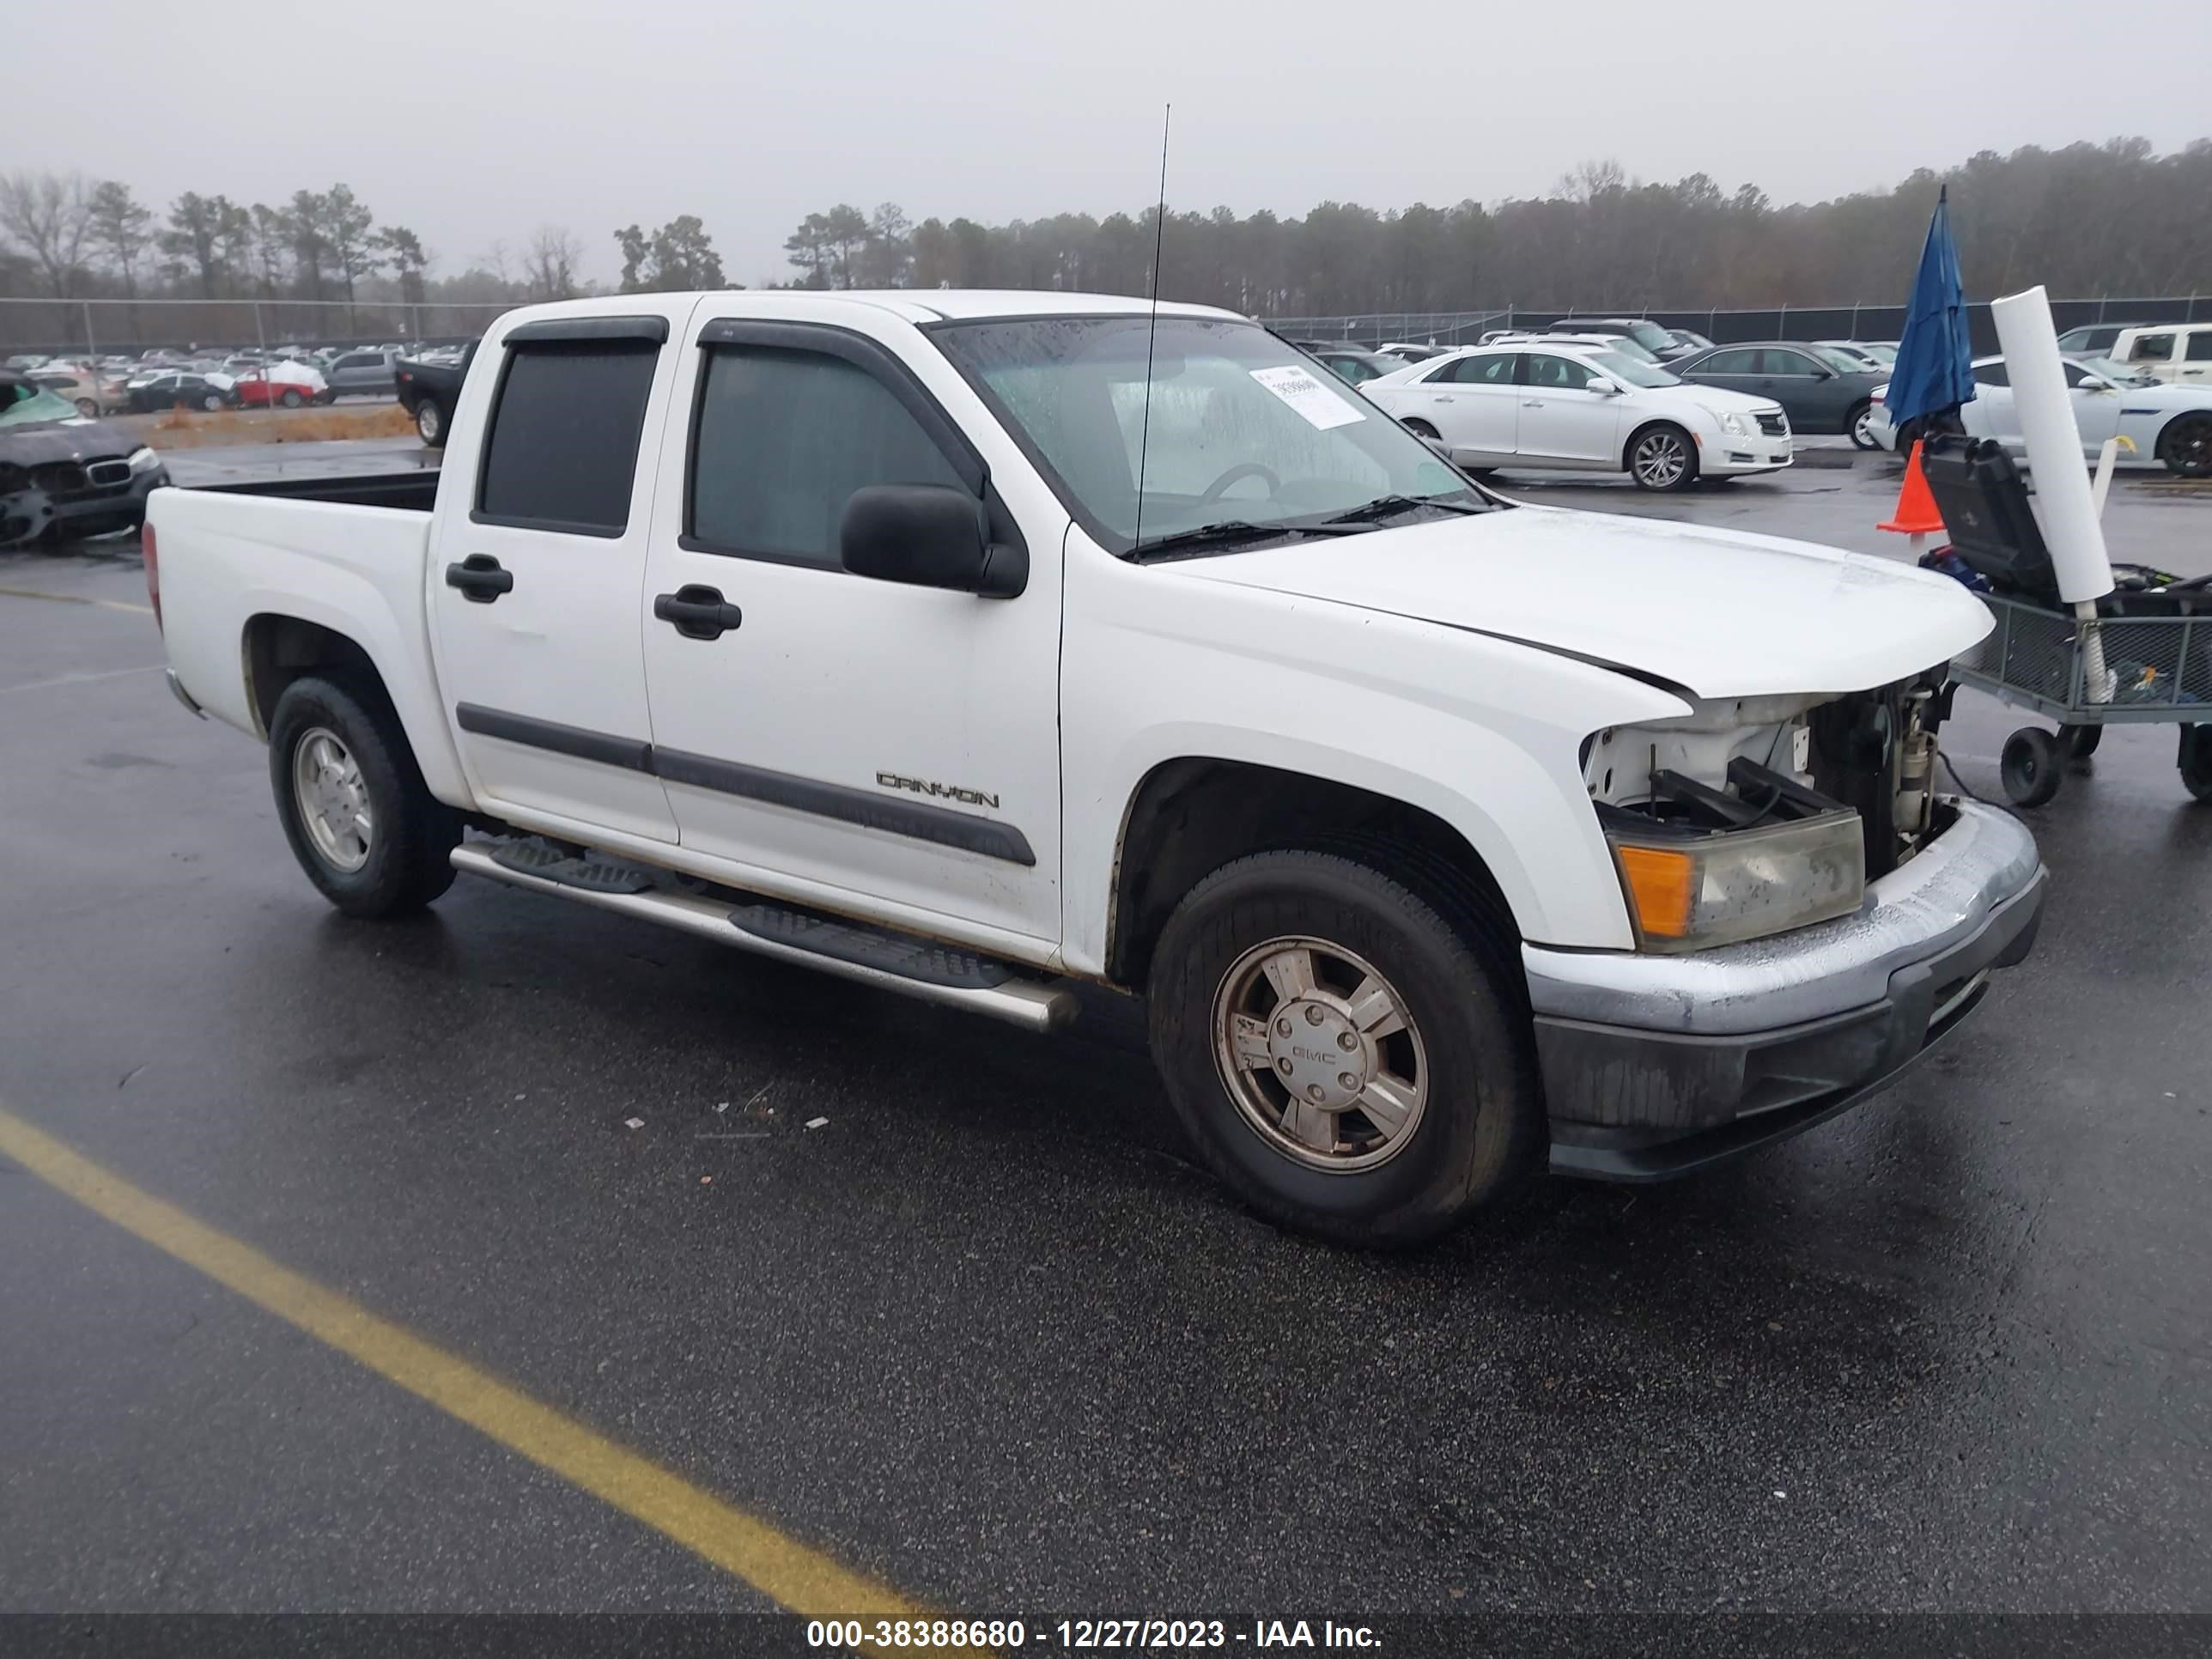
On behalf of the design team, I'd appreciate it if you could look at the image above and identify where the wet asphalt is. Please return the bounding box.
[2,458,2209,1619]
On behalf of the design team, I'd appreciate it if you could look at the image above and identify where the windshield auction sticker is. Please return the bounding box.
[1249,365,1366,429]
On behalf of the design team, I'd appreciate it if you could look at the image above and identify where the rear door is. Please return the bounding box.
[1421,351,1521,460]
[2180,328,2212,383]
[2124,331,2179,384]
[428,309,684,842]
[1515,352,1623,464]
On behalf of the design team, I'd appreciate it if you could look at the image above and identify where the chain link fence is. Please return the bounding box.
[0,296,519,358]
[1265,296,2212,354]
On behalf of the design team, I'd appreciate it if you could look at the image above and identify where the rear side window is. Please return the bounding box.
[687,346,964,569]
[477,341,659,535]
[2129,333,2175,362]
[2188,332,2212,362]
[1698,349,1759,374]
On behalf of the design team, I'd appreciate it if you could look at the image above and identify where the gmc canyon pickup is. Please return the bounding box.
[149,291,2046,1244]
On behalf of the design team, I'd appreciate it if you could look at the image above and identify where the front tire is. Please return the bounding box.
[2001,726,2063,807]
[280,387,304,409]
[75,398,97,416]
[1627,422,1697,490]
[1848,401,1879,450]
[2159,413,2212,478]
[1147,850,1539,1247]
[199,392,222,411]
[267,675,460,918]
[2180,726,2212,802]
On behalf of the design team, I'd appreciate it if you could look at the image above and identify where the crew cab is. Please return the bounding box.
[148,291,2046,1244]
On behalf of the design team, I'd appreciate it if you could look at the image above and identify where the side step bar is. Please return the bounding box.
[450,842,1079,1034]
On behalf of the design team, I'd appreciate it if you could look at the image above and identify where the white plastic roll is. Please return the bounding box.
[1990,284,2113,604]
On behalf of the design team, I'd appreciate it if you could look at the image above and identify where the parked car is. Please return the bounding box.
[2053,322,2164,357]
[2107,323,2212,386]
[3,354,52,371]
[325,349,400,399]
[127,370,238,412]
[30,369,127,416]
[1489,331,1663,366]
[1665,329,1714,352]
[1814,341,1894,373]
[1668,342,1889,448]
[0,370,170,543]
[233,362,333,408]
[1303,344,1410,386]
[394,347,472,446]
[1363,341,1790,489]
[1867,355,2212,477]
[1374,343,1449,364]
[146,289,2041,1245]
[1545,318,1698,362]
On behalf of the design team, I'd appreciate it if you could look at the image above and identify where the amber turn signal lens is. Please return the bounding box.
[1615,844,1695,939]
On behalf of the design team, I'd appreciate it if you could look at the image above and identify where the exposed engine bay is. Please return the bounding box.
[1584,668,1953,881]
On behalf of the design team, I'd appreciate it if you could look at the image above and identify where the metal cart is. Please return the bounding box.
[1949,591,2212,805]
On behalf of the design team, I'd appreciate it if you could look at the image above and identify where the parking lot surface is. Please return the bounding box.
[3,461,2209,1620]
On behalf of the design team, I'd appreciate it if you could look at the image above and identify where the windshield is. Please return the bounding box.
[1625,320,1674,353]
[1589,349,1681,388]
[0,385,83,428]
[1858,343,1898,365]
[932,315,1488,554]
[2080,355,2152,386]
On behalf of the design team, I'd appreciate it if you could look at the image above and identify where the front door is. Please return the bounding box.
[1515,352,1624,463]
[637,306,1064,948]
[428,308,688,842]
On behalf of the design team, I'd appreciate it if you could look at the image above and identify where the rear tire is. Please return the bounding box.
[416,398,446,447]
[267,675,460,918]
[280,387,304,409]
[1146,850,1539,1247]
[199,392,222,412]
[1401,418,1441,442]
[2180,726,2212,802]
[2062,722,2103,761]
[75,398,97,416]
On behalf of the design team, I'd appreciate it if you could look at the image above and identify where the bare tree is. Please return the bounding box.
[0,172,93,297]
[87,181,155,297]
[524,226,584,300]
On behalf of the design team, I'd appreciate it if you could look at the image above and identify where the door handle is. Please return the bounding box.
[653,584,744,641]
[1522,398,1545,407]
[444,554,513,603]
[1432,395,1455,404]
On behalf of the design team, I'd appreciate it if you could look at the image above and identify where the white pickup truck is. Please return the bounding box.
[149,291,2047,1244]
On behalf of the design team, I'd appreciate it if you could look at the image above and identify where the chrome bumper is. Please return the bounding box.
[1523,799,2046,1179]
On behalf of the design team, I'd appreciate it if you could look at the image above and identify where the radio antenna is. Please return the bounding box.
[1131,103,1170,555]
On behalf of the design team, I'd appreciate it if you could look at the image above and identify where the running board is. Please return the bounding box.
[449,842,1079,1034]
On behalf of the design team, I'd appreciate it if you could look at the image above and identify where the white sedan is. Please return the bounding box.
[1362,343,1790,490]
[1868,356,2212,477]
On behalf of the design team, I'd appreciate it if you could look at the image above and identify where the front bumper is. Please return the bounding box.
[46,464,166,537]
[1523,799,2045,1181]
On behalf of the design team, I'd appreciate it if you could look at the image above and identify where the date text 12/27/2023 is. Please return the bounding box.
[805,1620,1382,1650]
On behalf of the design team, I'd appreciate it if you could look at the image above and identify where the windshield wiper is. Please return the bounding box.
[1320,493,1490,526]
[1129,519,1365,561]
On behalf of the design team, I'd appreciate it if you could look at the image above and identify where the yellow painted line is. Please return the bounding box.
[0,1105,982,1655]
[0,583,155,616]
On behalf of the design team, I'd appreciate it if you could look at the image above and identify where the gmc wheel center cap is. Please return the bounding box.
[1268,1000,1369,1110]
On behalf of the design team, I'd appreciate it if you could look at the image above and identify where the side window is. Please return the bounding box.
[1525,353,1595,391]
[2187,331,2212,362]
[477,340,659,535]
[688,346,965,570]
[1443,353,1516,385]
[2130,333,2175,362]
[1978,362,2014,388]
[1698,349,1758,374]
[1759,349,1820,375]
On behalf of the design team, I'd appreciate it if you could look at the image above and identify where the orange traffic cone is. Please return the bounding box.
[1878,441,1946,550]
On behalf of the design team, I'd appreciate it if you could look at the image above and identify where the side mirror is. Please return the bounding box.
[840,483,1027,599]
[1585,379,1622,396]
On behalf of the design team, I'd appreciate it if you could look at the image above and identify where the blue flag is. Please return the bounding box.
[1885,186,1977,432]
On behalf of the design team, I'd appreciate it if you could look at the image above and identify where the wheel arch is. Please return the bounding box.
[1620,415,1697,476]
[2155,408,2212,475]
[1104,756,1527,992]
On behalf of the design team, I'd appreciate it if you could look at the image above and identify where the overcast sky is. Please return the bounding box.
[21,0,2212,289]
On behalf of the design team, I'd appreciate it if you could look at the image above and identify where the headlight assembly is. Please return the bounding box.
[1607,811,1865,952]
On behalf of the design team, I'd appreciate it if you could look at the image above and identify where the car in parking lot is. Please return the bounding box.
[30,368,128,416]
[0,370,169,544]
[2054,322,2166,357]
[2108,323,2212,386]
[1363,340,1790,489]
[1668,341,1890,448]
[324,348,399,399]
[1867,354,2212,476]
[1545,317,1698,361]
[126,369,237,412]
[1297,344,1401,386]
[232,362,333,408]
